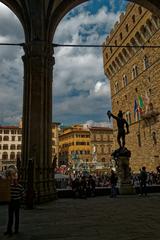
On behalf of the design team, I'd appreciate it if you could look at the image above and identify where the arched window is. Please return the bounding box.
[132,15,136,23]
[17,145,21,150]
[109,64,114,74]
[106,52,108,59]
[140,25,150,39]
[146,19,156,33]
[132,65,138,79]
[135,32,144,45]
[2,152,8,160]
[118,53,125,65]
[3,144,8,150]
[120,32,123,40]
[138,6,142,14]
[115,82,119,93]
[0,136,2,141]
[126,43,134,56]
[130,38,138,52]
[122,48,129,60]
[10,152,15,160]
[143,55,149,69]
[3,136,9,141]
[10,144,16,150]
[152,15,160,28]
[115,57,121,68]
[112,61,118,71]
[123,75,128,87]
[115,40,117,46]
[125,24,129,32]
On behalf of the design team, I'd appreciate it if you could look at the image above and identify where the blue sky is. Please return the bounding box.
[0,0,127,126]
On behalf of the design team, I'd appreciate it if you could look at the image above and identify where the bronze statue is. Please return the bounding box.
[107,110,129,148]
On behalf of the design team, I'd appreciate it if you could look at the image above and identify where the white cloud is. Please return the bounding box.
[53,5,120,124]
[0,2,121,125]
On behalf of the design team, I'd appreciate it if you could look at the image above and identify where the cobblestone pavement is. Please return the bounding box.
[0,194,160,240]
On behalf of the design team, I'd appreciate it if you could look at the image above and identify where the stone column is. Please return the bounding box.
[21,41,56,205]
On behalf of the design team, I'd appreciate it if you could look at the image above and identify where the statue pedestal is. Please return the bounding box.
[117,156,135,195]
[112,148,135,195]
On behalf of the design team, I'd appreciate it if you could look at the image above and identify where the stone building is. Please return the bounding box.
[59,124,113,172]
[103,3,160,172]
[0,125,22,171]
[51,122,61,167]
[89,126,113,169]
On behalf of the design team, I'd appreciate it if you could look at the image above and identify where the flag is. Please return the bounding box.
[138,95,144,109]
[134,97,138,120]
[134,97,138,113]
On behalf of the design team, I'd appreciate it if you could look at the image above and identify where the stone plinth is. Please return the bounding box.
[112,148,135,195]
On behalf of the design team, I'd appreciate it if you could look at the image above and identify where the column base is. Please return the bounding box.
[119,183,135,195]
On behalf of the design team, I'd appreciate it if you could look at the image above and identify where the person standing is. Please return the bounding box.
[4,173,24,236]
[139,166,147,196]
[110,170,118,198]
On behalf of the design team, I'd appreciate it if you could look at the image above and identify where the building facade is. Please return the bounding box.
[89,127,113,168]
[0,125,22,171]
[51,122,61,167]
[59,124,113,172]
[103,3,160,172]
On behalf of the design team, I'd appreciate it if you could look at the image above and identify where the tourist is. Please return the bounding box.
[139,166,147,196]
[4,172,24,236]
[110,170,118,198]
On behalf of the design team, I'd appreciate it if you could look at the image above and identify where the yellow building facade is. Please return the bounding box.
[103,3,160,172]
[59,125,113,172]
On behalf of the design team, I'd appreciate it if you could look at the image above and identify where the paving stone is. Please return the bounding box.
[0,194,160,240]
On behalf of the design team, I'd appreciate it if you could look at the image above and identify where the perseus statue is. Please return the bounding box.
[107,110,129,148]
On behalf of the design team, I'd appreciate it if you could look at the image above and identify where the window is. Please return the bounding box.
[120,32,123,40]
[115,82,119,93]
[12,136,15,141]
[110,47,112,53]
[106,52,108,59]
[115,40,117,46]
[10,145,16,150]
[18,136,22,141]
[3,144,8,150]
[138,7,142,14]
[17,145,21,150]
[2,152,8,160]
[146,19,156,33]
[135,32,144,45]
[4,130,9,134]
[132,15,135,23]
[143,55,149,69]
[132,65,138,79]
[125,24,129,32]
[123,75,128,87]
[140,25,150,39]
[0,136,2,141]
[3,136,9,141]
[10,152,15,160]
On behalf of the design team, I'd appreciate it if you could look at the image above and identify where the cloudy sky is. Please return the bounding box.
[0,0,127,126]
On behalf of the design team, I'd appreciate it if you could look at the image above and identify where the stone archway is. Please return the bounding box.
[0,0,160,205]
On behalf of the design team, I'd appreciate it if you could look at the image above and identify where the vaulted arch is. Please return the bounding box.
[1,0,160,205]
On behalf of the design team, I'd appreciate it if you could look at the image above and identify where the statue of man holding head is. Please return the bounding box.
[107,110,129,148]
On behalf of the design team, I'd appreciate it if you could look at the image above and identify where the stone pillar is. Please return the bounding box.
[21,41,56,205]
